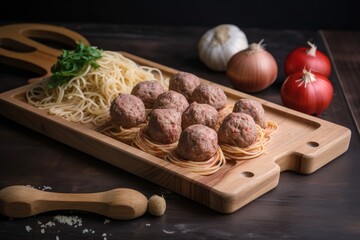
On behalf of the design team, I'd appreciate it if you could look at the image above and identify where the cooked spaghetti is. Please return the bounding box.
[215,104,233,131]
[220,125,267,160]
[220,120,279,161]
[132,126,178,158]
[100,122,146,145]
[26,51,168,125]
[165,147,226,176]
[264,120,279,142]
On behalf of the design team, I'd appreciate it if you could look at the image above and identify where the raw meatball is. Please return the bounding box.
[176,124,218,161]
[110,94,146,128]
[169,72,200,101]
[191,84,227,110]
[218,112,257,148]
[153,90,189,113]
[148,108,182,144]
[131,80,164,108]
[181,102,219,130]
[233,99,266,128]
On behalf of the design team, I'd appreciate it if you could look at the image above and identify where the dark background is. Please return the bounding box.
[1,0,359,30]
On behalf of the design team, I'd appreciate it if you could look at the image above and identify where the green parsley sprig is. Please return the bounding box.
[48,42,103,88]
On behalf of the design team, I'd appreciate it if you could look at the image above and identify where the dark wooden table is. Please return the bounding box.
[0,23,359,240]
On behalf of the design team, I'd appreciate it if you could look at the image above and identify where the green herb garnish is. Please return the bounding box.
[48,42,103,88]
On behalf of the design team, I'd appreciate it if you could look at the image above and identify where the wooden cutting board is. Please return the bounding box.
[0,24,351,214]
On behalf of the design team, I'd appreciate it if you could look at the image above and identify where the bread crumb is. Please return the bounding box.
[41,229,45,234]
[145,223,151,227]
[104,219,111,224]
[56,236,60,240]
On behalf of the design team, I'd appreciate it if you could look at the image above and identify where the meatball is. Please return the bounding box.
[110,94,146,128]
[181,102,219,130]
[191,84,227,110]
[176,124,218,161]
[218,112,257,148]
[131,80,164,108]
[153,90,189,113]
[233,99,266,128]
[148,108,182,144]
[169,72,200,101]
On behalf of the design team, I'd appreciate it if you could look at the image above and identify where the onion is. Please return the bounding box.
[226,40,278,93]
[281,69,333,115]
[284,42,331,77]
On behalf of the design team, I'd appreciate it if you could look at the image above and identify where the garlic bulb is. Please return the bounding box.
[198,24,248,71]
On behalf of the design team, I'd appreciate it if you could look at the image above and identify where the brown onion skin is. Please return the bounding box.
[226,45,278,93]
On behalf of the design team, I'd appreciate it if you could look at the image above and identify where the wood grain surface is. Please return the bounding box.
[321,31,360,134]
[0,23,359,240]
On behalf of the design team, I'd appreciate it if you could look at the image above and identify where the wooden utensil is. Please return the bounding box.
[0,23,89,83]
[0,185,148,220]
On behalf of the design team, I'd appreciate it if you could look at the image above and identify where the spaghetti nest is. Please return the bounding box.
[215,104,233,131]
[100,122,146,145]
[132,126,178,158]
[165,147,226,176]
[220,120,279,161]
[26,51,168,125]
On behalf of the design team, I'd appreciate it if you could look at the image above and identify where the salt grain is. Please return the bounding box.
[25,184,52,191]
[25,225,32,232]
[24,214,104,237]
[53,215,82,227]
[163,229,175,234]
[41,186,52,191]
[41,221,56,228]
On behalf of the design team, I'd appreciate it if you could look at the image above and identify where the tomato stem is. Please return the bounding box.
[295,69,316,88]
[306,41,317,56]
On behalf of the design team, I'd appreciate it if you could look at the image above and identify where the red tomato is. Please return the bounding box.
[281,69,333,115]
[284,42,331,77]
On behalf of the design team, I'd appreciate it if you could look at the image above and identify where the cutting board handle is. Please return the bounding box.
[0,23,89,83]
[209,159,280,213]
